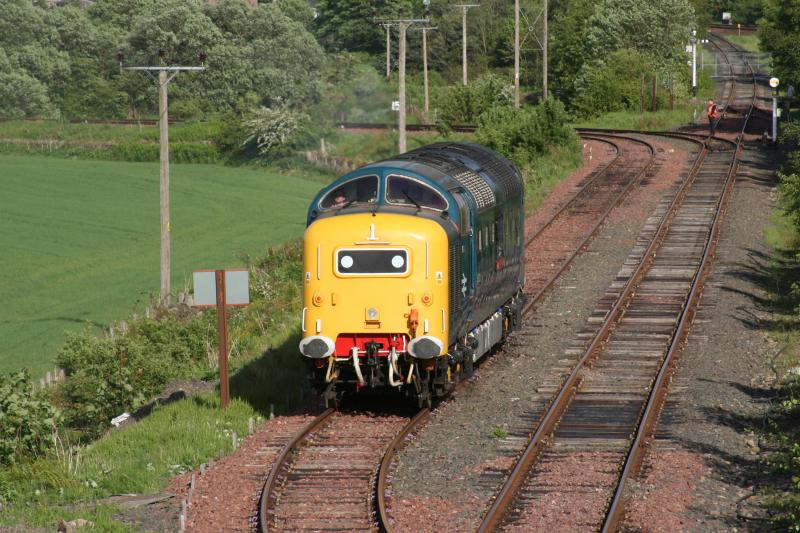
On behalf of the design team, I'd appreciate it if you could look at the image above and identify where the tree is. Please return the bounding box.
[0,70,58,119]
[550,0,596,104]
[584,0,695,74]
[759,0,800,89]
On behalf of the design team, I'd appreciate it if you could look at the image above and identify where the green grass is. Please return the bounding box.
[727,34,762,53]
[573,104,708,131]
[524,143,584,213]
[0,155,322,377]
[0,119,221,143]
[78,396,259,494]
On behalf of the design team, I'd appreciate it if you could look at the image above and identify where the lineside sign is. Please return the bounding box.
[193,269,249,307]
[193,268,250,409]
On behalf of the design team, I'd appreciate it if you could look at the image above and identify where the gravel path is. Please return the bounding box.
[390,135,695,532]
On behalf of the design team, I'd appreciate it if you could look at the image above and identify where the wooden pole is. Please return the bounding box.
[423,28,430,113]
[399,21,407,153]
[215,270,229,409]
[542,0,548,101]
[462,6,468,86]
[158,67,170,306]
[514,0,520,107]
[385,24,391,78]
[640,74,645,114]
[652,73,657,112]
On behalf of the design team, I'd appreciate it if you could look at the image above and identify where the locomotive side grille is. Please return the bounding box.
[449,243,462,313]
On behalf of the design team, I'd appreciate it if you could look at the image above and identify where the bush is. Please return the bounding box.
[476,99,578,169]
[0,371,61,465]
[54,314,215,437]
[242,105,312,161]
[436,73,513,132]
[573,48,668,118]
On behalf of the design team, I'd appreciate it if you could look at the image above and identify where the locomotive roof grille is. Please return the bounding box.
[394,142,522,210]
[451,169,495,209]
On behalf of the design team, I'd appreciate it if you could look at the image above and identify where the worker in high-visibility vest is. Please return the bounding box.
[707,99,718,137]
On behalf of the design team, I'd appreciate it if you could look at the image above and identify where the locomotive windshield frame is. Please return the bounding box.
[385,174,449,211]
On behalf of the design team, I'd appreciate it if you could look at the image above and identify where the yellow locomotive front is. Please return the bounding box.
[300,211,450,400]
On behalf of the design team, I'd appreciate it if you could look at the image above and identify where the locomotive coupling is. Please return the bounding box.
[299,336,336,358]
[407,335,444,360]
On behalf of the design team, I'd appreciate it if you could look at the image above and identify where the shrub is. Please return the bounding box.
[54,314,215,437]
[242,105,311,160]
[476,99,578,169]
[573,48,666,118]
[0,371,61,465]
[436,73,513,132]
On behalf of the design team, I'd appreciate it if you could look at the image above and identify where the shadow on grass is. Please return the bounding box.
[229,328,312,417]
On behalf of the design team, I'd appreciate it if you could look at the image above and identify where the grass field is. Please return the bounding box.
[0,155,322,376]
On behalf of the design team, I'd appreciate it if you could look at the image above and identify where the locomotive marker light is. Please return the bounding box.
[770,76,780,143]
[193,269,250,409]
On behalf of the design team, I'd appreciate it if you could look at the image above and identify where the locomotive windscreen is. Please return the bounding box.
[335,248,410,276]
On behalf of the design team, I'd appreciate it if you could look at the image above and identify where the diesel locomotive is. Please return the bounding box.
[299,142,525,406]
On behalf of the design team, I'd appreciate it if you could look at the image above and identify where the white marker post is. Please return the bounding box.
[770,77,780,143]
[193,269,250,408]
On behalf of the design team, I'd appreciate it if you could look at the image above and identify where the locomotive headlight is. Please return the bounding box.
[391,254,405,268]
[340,255,354,269]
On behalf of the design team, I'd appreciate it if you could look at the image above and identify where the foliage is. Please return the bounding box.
[437,73,513,131]
[0,371,60,465]
[242,106,312,160]
[549,0,596,104]
[573,48,665,117]
[53,314,215,437]
[0,71,58,119]
[0,0,324,119]
[475,99,577,169]
[759,0,800,88]
[584,0,695,73]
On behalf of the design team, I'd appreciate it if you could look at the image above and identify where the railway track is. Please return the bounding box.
[473,32,755,533]
[254,131,665,533]
[257,409,416,532]
[243,32,754,533]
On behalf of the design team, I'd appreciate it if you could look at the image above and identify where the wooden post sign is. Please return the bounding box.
[193,269,249,409]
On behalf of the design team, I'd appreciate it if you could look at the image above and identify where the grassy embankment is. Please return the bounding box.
[0,155,320,377]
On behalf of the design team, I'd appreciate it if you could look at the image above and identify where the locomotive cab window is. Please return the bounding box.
[319,175,379,210]
[335,248,410,277]
[386,175,448,211]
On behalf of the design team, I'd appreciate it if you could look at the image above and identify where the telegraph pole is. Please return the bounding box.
[122,50,205,306]
[455,4,479,86]
[514,0,520,107]
[542,0,548,101]
[413,26,438,114]
[379,18,427,153]
[383,23,394,78]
